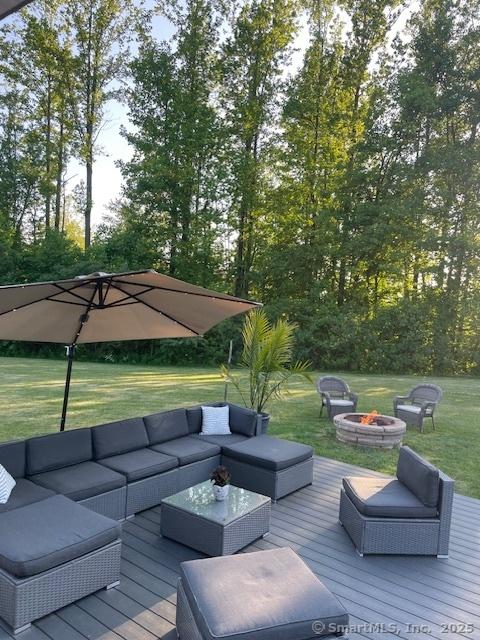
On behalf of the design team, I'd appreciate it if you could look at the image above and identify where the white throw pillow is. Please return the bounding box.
[200,405,231,436]
[0,464,15,504]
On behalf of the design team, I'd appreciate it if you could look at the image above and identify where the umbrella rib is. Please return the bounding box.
[110,283,201,336]
[113,278,259,305]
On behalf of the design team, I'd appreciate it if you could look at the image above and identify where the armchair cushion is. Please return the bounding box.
[396,446,440,508]
[329,399,354,407]
[396,404,422,414]
[343,476,437,518]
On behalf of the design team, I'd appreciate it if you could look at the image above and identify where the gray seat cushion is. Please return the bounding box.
[27,428,92,475]
[192,433,249,447]
[396,446,440,507]
[30,461,126,501]
[92,417,148,459]
[144,408,189,444]
[0,495,120,577]
[223,435,313,471]
[343,476,438,518]
[99,448,178,482]
[0,441,26,478]
[150,436,220,466]
[0,479,54,514]
[180,547,348,640]
[396,404,421,414]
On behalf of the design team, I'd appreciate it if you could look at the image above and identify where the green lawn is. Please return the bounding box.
[0,356,479,498]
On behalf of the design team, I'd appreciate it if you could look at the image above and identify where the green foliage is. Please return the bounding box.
[1,0,480,376]
[221,309,311,413]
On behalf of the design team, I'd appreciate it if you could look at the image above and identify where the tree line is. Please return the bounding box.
[0,0,479,375]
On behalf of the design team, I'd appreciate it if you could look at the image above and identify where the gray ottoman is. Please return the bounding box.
[0,495,121,633]
[222,435,314,500]
[176,547,348,639]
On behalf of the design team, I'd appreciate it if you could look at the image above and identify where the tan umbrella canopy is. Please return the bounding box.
[0,270,261,429]
[0,0,34,20]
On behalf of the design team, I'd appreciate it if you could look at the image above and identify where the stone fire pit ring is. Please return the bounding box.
[334,413,406,449]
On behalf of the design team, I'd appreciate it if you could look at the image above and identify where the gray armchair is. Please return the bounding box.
[316,376,358,420]
[339,446,454,557]
[394,383,443,432]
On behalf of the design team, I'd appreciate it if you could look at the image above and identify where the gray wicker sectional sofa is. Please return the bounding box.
[0,402,313,633]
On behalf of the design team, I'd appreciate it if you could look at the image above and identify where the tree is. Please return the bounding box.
[220,0,298,297]
[66,0,139,249]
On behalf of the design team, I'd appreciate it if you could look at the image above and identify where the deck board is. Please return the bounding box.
[3,456,479,640]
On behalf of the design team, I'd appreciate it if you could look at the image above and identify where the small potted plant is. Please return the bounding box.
[210,465,231,501]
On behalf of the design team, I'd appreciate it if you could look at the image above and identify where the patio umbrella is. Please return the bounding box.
[0,0,34,20]
[0,269,260,429]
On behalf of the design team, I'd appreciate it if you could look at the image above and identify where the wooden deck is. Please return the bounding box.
[2,455,479,640]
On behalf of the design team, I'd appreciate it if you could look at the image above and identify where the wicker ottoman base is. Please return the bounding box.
[222,456,313,501]
[0,539,121,634]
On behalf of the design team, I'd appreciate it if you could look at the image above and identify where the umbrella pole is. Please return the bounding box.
[60,344,75,431]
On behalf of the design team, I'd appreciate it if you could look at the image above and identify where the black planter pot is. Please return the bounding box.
[257,412,270,434]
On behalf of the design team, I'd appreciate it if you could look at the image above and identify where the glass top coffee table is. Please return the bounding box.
[160,481,271,556]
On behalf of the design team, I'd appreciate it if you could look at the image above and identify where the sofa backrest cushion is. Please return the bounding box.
[228,403,257,436]
[144,409,189,444]
[396,446,440,507]
[92,417,148,459]
[26,428,92,475]
[0,441,26,479]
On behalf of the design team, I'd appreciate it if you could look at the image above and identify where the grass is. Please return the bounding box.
[0,356,479,498]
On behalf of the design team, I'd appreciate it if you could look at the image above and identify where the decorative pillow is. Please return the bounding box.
[0,464,16,504]
[200,405,231,436]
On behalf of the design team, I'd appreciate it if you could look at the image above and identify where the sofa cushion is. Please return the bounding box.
[180,547,348,640]
[396,446,440,507]
[0,441,25,478]
[186,406,202,433]
[30,461,126,501]
[343,476,437,518]
[0,495,120,577]
[227,403,257,436]
[151,436,220,466]
[0,479,55,514]
[99,448,178,482]
[26,428,92,475]
[92,417,148,459]
[144,408,189,445]
[223,435,313,472]
[193,433,249,448]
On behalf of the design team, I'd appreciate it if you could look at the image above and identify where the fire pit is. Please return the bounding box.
[334,411,406,449]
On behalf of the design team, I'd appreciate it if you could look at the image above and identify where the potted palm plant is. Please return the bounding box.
[221,309,311,432]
